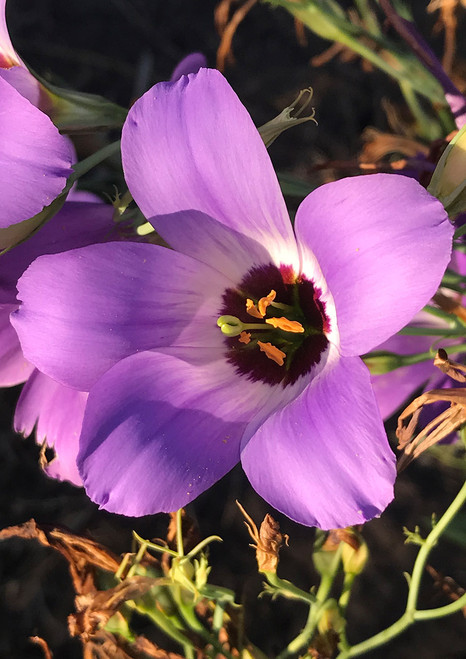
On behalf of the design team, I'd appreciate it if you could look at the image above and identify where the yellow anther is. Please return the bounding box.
[265,317,305,333]
[239,331,251,345]
[246,298,263,319]
[257,341,286,366]
[258,289,277,317]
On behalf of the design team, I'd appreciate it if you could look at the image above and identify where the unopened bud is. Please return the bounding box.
[341,530,368,576]
[363,350,407,375]
[428,124,466,217]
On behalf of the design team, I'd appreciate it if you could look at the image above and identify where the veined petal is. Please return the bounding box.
[150,210,274,283]
[0,78,73,228]
[14,369,86,486]
[78,349,285,516]
[0,304,33,386]
[241,356,396,529]
[295,174,453,356]
[0,201,116,304]
[12,242,234,391]
[121,68,298,269]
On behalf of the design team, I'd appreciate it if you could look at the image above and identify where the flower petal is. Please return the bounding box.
[121,68,298,269]
[0,77,73,228]
[295,174,453,356]
[12,242,234,390]
[170,53,207,81]
[241,356,396,529]
[0,201,116,304]
[14,369,86,486]
[78,349,283,516]
[0,303,33,385]
[369,333,437,419]
[150,210,273,282]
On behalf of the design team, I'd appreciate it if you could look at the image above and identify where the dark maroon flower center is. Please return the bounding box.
[218,263,330,386]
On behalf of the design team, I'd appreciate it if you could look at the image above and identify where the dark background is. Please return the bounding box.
[1,1,465,657]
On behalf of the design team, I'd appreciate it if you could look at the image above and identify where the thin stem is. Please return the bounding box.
[399,327,460,337]
[336,480,466,658]
[454,223,466,240]
[277,544,343,659]
[406,480,466,613]
[176,509,184,557]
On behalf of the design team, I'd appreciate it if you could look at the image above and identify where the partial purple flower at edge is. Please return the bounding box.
[12,69,454,529]
[0,200,119,485]
[0,77,73,229]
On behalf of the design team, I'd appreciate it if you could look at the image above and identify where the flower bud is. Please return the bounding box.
[428,125,466,217]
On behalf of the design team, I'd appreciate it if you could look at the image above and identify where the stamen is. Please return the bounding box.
[265,317,305,333]
[258,290,276,317]
[257,341,286,366]
[246,299,263,319]
[239,331,251,345]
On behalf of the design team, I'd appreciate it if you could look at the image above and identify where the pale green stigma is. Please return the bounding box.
[217,315,245,337]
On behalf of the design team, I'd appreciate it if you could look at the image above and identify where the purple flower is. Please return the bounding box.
[1,200,118,485]
[0,77,73,230]
[12,70,453,528]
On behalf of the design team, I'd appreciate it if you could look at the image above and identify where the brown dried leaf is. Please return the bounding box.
[433,293,466,325]
[396,388,466,470]
[30,636,53,659]
[237,501,288,573]
[215,0,258,71]
[434,348,466,383]
[69,576,157,639]
[359,127,429,163]
[426,564,466,616]
[132,636,185,658]
[0,519,120,596]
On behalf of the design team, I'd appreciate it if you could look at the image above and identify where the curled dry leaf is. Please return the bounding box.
[237,501,289,573]
[69,576,157,639]
[396,387,466,471]
[0,518,120,595]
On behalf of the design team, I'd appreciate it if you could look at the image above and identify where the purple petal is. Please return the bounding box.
[0,66,41,108]
[12,242,234,390]
[241,356,396,529]
[121,68,298,269]
[78,349,281,515]
[295,174,453,357]
[14,369,85,486]
[369,329,438,419]
[0,303,34,385]
[150,210,273,283]
[0,78,74,228]
[170,53,207,81]
[0,201,116,304]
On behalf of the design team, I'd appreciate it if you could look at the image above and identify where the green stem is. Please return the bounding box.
[277,545,343,659]
[399,327,460,337]
[454,224,466,240]
[336,480,466,658]
[176,509,184,557]
[70,140,121,183]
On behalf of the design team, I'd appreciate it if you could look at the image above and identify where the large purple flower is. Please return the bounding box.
[12,70,453,528]
[1,200,118,485]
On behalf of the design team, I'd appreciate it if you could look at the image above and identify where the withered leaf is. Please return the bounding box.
[0,518,120,596]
